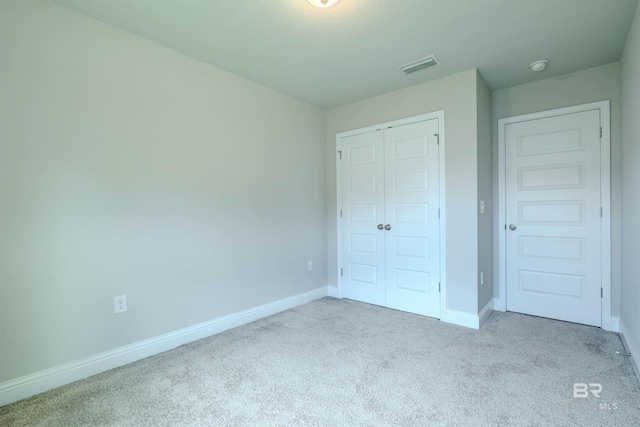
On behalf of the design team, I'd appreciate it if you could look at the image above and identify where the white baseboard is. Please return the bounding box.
[611,316,620,333]
[478,299,494,328]
[618,319,640,383]
[444,300,493,330]
[0,286,329,407]
[327,286,341,298]
[444,309,478,329]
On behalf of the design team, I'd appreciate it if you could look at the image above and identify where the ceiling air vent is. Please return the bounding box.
[399,55,440,75]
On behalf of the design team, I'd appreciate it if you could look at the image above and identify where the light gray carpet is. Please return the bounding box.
[1,297,639,426]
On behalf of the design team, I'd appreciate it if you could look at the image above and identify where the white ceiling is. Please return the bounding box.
[52,0,638,109]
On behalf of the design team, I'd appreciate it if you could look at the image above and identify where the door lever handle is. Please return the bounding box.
[377,224,384,230]
[509,224,517,231]
[385,224,391,231]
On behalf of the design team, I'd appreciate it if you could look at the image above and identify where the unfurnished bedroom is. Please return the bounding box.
[1,1,639,425]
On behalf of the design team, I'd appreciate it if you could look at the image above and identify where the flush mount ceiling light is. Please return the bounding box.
[308,0,340,7]
[399,55,440,75]
[529,60,549,72]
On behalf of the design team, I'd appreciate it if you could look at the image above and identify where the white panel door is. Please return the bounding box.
[505,110,602,326]
[339,118,441,318]
[384,120,440,317]
[340,130,386,306]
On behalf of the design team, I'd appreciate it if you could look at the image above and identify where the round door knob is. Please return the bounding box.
[385,224,391,230]
[509,224,517,231]
[377,224,384,230]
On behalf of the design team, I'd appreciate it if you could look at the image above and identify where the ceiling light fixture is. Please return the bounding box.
[308,0,340,7]
[529,60,548,72]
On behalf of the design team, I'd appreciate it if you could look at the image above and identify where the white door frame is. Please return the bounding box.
[335,111,447,319]
[496,101,612,330]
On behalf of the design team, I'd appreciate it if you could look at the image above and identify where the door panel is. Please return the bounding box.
[506,110,601,326]
[340,130,385,306]
[384,120,440,317]
[339,119,441,318]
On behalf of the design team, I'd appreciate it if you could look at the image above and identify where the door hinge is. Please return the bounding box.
[601,287,603,298]
[438,208,440,219]
[434,133,440,145]
[340,268,343,277]
[600,207,603,218]
[340,209,343,218]
[600,127,602,138]
[338,150,342,160]
[439,282,441,292]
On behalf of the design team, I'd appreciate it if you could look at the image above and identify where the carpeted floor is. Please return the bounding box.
[1,297,639,426]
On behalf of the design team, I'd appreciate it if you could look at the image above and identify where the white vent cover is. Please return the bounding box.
[399,55,440,75]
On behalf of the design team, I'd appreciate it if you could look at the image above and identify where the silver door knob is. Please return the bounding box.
[385,224,391,230]
[377,224,384,230]
[509,224,517,231]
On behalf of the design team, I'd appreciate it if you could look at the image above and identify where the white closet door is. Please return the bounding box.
[505,109,602,326]
[340,130,386,306]
[384,120,441,317]
[339,118,441,318]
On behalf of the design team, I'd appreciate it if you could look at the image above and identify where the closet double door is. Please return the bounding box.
[340,119,441,318]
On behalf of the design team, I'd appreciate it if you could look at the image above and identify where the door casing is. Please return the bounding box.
[496,100,612,330]
[336,111,447,319]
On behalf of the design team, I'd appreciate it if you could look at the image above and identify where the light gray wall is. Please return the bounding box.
[477,73,493,311]
[326,70,481,315]
[620,5,640,358]
[0,0,327,383]
[491,63,622,316]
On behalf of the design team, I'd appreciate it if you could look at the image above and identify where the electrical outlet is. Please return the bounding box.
[480,272,484,286]
[307,260,313,271]
[114,295,127,314]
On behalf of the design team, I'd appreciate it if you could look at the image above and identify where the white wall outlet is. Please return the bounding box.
[480,200,485,214]
[114,295,127,314]
[480,272,484,286]
[307,260,313,271]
